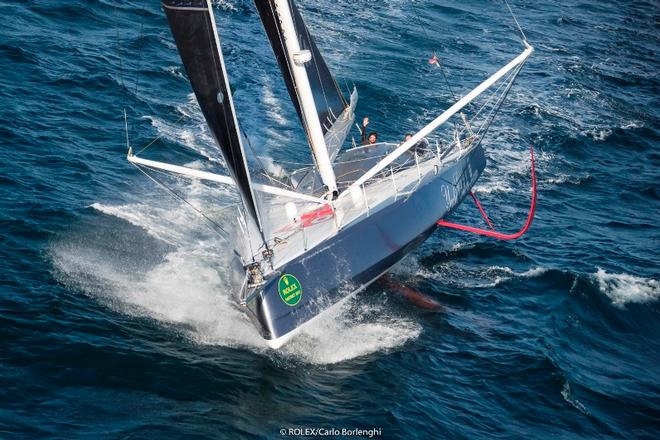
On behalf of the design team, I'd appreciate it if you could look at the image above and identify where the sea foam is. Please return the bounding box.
[54,183,420,364]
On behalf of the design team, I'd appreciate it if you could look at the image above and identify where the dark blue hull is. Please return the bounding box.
[245,146,486,346]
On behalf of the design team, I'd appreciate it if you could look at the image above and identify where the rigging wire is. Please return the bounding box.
[453,66,518,141]
[112,2,126,97]
[130,15,145,141]
[409,0,530,128]
[433,60,458,103]
[130,162,232,240]
[409,1,458,101]
[241,129,295,190]
[121,2,262,253]
[409,0,463,133]
[135,113,188,156]
[457,0,530,149]
[502,0,528,44]
[473,62,526,150]
[113,0,132,151]
[241,128,272,176]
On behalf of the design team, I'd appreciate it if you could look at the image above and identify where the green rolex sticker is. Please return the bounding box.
[278,274,303,306]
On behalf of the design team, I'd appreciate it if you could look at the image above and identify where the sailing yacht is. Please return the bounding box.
[127,0,533,348]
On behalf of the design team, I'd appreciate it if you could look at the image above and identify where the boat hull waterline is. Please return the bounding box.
[245,146,487,348]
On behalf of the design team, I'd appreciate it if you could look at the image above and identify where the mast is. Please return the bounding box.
[260,0,339,195]
[161,0,265,241]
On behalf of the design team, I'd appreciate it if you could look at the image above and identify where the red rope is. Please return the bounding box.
[437,145,537,240]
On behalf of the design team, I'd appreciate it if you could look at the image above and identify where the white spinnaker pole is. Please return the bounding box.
[340,44,534,198]
[274,0,338,194]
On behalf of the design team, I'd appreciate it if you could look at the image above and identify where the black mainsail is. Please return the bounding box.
[254,0,348,139]
[162,0,263,232]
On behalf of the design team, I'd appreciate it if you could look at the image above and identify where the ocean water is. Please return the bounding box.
[1,0,659,438]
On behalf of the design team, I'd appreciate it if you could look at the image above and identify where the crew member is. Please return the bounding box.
[360,117,378,145]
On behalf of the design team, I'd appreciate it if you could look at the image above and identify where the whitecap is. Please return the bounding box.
[162,65,185,80]
[584,127,612,141]
[520,267,548,278]
[211,0,237,12]
[481,266,547,288]
[621,121,643,130]
[594,268,660,308]
[472,182,513,195]
[544,173,590,186]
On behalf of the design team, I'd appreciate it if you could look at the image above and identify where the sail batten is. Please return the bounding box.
[162,0,264,236]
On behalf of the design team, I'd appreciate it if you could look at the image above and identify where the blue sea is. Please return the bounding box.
[1,0,659,438]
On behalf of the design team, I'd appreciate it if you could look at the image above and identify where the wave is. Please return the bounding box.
[396,252,549,289]
[584,127,612,142]
[162,65,186,80]
[594,268,660,308]
[579,120,645,142]
[542,173,592,186]
[478,266,549,288]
